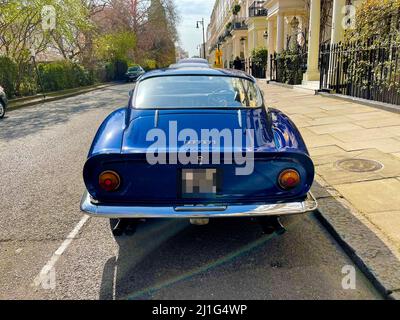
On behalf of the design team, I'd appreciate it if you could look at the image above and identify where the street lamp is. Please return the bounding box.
[30,48,46,99]
[196,18,206,59]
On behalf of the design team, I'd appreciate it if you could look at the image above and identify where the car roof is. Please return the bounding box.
[169,62,210,69]
[177,58,209,64]
[140,66,255,82]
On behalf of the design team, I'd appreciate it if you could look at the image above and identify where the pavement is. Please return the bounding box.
[258,81,400,298]
[0,83,382,300]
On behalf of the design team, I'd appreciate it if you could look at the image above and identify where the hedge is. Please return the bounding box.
[275,50,307,85]
[38,61,94,92]
[0,56,156,98]
[0,56,17,97]
[105,59,129,81]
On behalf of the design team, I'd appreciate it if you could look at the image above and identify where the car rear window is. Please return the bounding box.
[133,75,263,109]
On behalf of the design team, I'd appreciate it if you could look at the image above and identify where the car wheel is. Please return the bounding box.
[109,218,139,237]
[0,101,5,119]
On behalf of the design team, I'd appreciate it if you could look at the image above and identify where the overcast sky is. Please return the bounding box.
[176,0,215,57]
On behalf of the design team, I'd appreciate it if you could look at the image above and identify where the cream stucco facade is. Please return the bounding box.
[207,0,269,70]
[206,0,365,81]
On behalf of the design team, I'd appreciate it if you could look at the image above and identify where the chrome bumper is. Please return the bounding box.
[80,191,317,219]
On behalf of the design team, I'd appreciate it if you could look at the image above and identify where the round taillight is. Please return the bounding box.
[99,171,121,192]
[278,169,300,190]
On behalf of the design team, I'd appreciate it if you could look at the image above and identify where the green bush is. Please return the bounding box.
[251,47,268,66]
[0,57,112,98]
[90,66,108,83]
[0,56,18,97]
[114,59,128,80]
[232,4,241,15]
[104,59,128,81]
[142,59,157,71]
[105,62,116,81]
[19,73,39,97]
[275,50,306,85]
[38,61,94,92]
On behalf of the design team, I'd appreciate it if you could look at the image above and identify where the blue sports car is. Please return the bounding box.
[81,64,317,236]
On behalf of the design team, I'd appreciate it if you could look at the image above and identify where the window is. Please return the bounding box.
[128,66,142,72]
[133,76,263,109]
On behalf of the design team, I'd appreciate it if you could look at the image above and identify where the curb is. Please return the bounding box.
[316,91,400,114]
[314,210,389,299]
[311,182,400,300]
[263,79,400,299]
[266,80,400,114]
[266,80,319,94]
[7,83,119,112]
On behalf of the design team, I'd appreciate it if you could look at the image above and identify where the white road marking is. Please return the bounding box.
[33,215,90,288]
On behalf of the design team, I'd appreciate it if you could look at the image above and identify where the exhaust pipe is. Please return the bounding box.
[190,218,210,226]
[259,217,286,235]
[111,218,139,236]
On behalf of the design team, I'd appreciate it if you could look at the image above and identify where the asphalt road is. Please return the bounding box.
[0,83,382,300]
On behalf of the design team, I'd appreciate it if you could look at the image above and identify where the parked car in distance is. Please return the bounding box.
[0,85,8,119]
[81,65,317,237]
[125,65,145,82]
[178,58,209,65]
[169,62,210,69]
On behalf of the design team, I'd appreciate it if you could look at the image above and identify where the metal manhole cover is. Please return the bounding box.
[336,159,384,173]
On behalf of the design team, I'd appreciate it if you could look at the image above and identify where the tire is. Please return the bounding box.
[0,101,5,119]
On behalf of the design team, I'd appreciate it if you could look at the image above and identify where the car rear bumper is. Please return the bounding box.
[80,191,317,219]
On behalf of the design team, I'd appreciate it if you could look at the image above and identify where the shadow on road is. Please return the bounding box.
[99,218,276,300]
[97,213,383,300]
[0,86,131,141]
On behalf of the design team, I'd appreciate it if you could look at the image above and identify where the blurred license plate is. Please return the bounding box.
[181,169,218,198]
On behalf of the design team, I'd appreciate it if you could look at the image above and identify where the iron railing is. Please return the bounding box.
[231,19,248,31]
[320,41,400,105]
[250,58,266,78]
[270,49,308,85]
[249,1,268,17]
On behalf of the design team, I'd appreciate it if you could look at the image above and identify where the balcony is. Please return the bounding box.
[249,1,268,17]
[223,28,232,39]
[231,19,248,31]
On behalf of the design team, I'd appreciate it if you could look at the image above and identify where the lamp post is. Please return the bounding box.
[240,37,247,72]
[196,18,206,59]
[30,48,45,99]
[263,30,268,42]
[197,45,202,57]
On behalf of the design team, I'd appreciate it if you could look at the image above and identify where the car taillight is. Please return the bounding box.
[99,171,121,192]
[278,169,300,190]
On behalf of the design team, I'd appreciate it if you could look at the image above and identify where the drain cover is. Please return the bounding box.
[336,159,384,172]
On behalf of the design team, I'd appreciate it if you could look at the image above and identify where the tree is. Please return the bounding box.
[94,31,136,62]
[0,0,92,59]
[345,0,400,45]
[145,0,179,67]
[0,0,92,91]
[341,0,400,96]
[0,0,180,93]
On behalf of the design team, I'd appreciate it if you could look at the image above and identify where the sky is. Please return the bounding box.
[175,0,215,57]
